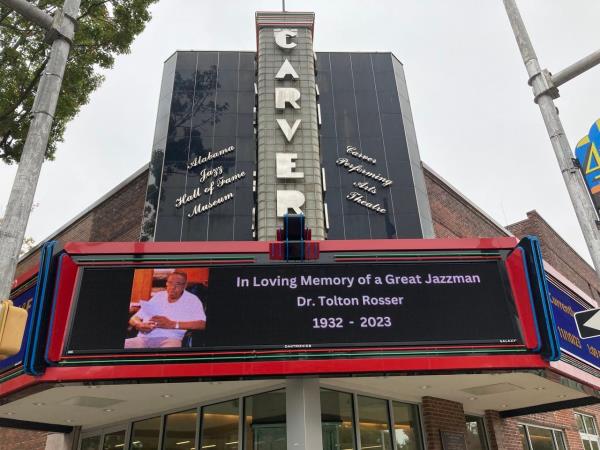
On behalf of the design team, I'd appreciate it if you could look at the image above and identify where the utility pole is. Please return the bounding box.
[503,0,600,277]
[0,0,81,300]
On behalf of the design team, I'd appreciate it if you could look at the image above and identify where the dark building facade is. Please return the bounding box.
[142,17,432,243]
[317,52,432,239]
[142,51,257,242]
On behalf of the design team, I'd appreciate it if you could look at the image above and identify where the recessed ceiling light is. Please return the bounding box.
[161,394,172,398]
[5,412,14,416]
[419,385,430,390]
[469,397,477,401]
[103,408,114,412]
[558,394,567,399]
[501,404,508,408]
[535,387,545,390]
[66,420,73,423]
[32,402,45,406]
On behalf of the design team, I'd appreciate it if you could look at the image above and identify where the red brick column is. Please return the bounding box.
[484,411,523,450]
[421,396,466,450]
[0,428,48,450]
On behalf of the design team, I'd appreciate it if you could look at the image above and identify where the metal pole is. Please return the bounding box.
[0,0,52,30]
[503,0,600,277]
[552,49,600,88]
[0,0,80,300]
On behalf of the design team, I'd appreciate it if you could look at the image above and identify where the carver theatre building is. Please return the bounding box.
[4,11,600,450]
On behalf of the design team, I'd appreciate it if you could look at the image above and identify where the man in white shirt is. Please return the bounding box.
[125,271,206,348]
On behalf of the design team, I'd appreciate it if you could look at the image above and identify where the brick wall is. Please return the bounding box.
[0,428,48,450]
[421,396,467,450]
[14,168,148,281]
[507,210,600,301]
[425,167,600,301]
[484,410,519,450]
[481,404,600,450]
[423,166,509,239]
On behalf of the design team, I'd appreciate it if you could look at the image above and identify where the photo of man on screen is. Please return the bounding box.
[124,271,206,349]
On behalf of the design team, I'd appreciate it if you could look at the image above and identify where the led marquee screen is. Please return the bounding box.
[65,260,523,354]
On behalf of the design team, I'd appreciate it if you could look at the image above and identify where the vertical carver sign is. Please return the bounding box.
[256,12,325,240]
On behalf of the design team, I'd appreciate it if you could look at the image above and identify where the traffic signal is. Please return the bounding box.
[0,300,28,359]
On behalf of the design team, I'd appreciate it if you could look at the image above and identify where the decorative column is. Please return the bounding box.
[285,378,324,450]
[255,12,325,241]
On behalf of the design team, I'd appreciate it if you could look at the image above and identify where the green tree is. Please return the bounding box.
[0,0,158,164]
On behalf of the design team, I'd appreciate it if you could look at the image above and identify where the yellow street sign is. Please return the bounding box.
[0,300,28,359]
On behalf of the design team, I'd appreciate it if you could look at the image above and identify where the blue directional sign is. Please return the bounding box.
[575,119,600,212]
[548,280,600,370]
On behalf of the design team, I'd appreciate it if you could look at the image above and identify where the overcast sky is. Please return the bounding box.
[1,0,599,263]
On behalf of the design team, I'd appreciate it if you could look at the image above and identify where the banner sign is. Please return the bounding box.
[575,119,600,213]
[548,279,600,371]
[65,260,523,355]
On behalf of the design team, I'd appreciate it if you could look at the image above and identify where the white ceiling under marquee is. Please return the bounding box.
[0,371,591,430]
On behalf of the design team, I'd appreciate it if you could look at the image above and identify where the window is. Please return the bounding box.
[357,395,393,450]
[200,399,240,450]
[79,390,287,450]
[576,412,600,450]
[130,416,161,450]
[465,416,488,450]
[321,389,356,450]
[102,430,126,450]
[392,401,423,450]
[320,389,423,450]
[519,424,567,450]
[163,409,197,450]
[80,436,101,450]
[244,390,286,450]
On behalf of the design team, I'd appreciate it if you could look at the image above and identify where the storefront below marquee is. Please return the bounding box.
[0,361,596,450]
[14,374,591,450]
[77,386,425,450]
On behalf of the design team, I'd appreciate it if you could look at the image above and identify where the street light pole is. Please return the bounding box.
[503,0,600,278]
[0,0,80,300]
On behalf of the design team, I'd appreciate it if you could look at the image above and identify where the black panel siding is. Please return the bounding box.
[149,51,256,241]
[145,51,427,242]
[316,52,424,239]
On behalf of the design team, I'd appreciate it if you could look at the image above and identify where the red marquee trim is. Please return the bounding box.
[62,238,520,256]
[0,354,547,398]
[46,255,79,362]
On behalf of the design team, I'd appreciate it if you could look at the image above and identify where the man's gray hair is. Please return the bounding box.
[168,271,188,283]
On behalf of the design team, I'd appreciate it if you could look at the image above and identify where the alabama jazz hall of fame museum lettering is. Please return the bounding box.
[4,11,600,450]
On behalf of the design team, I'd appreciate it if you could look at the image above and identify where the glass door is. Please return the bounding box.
[252,424,286,450]
[80,435,102,450]
[102,429,127,450]
[80,426,128,450]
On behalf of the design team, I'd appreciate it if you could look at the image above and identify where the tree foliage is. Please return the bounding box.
[0,0,158,164]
